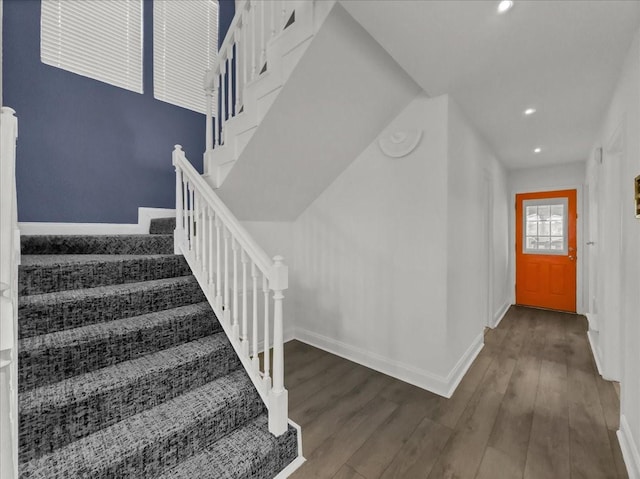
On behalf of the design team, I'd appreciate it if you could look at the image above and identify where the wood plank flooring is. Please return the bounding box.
[286,306,628,479]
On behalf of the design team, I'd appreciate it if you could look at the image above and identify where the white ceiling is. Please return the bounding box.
[340,0,640,169]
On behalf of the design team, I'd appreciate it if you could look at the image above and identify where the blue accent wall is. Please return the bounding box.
[3,0,235,224]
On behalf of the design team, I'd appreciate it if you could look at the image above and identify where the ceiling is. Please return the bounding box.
[340,0,640,170]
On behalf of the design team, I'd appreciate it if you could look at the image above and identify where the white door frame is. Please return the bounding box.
[596,123,624,381]
[509,184,585,314]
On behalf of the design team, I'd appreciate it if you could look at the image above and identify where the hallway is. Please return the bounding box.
[286,307,627,478]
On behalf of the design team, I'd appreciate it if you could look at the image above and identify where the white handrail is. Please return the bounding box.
[172,145,289,436]
[174,147,272,275]
[0,107,20,479]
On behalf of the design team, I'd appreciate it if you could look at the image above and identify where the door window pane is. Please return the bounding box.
[523,198,568,255]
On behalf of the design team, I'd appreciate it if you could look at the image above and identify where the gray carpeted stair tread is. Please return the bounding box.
[21,234,174,255]
[19,369,264,479]
[19,254,190,295]
[19,334,243,464]
[149,217,176,235]
[18,232,299,477]
[19,302,220,391]
[18,275,205,338]
[156,414,298,479]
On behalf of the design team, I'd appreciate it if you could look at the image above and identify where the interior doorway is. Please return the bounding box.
[515,189,577,312]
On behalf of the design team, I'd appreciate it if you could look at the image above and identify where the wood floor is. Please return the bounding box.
[285,306,628,479]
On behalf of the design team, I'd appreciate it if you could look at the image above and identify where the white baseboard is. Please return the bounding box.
[19,208,175,235]
[492,302,511,329]
[274,420,305,478]
[618,415,640,479]
[137,208,176,234]
[293,328,483,398]
[587,312,599,332]
[587,329,605,378]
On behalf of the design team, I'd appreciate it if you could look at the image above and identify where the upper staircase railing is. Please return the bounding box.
[203,0,295,160]
[172,146,289,436]
[0,107,20,479]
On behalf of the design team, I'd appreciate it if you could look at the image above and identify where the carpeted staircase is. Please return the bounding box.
[17,218,297,478]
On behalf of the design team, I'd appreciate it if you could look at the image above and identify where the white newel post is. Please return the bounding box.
[172,146,185,254]
[268,256,289,436]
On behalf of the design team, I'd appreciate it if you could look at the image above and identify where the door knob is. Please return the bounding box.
[569,255,576,261]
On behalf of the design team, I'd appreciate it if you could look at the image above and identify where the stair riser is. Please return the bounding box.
[149,218,176,235]
[21,235,174,255]
[19,310,220,391]
[18,278,205,339]
[19,256,191,296]
[19,338,242,463]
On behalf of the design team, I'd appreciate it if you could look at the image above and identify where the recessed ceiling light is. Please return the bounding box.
[524,108,536,116]
[534,147,542,153]
[497,1,514,14]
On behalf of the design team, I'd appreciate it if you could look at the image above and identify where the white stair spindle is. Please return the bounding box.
[251,262,259,372]
[234,28,241,113]
[199,195,203,260]
[224,227,230,323]
[200,203,207,276]
[227,41,234,118]
[203,70,215,152]
[242,9,248,97]
[208,208,214,288]
[232,239,239,340]
[184,181,190,248]
[220,60,226,144]
[215,216,223,309]
[241,250,249,356]
[262,274,271,389]
[214,74,219,146]
[182,177,188,234]
[194,194,199,260]
[189,184,195,251]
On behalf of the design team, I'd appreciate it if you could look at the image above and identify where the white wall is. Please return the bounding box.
[509,162,586,193]
[489,154,511,325]
[291,93,451,394]
[587,26,640,478]
[285,93,510,397]
[446,98,511,367]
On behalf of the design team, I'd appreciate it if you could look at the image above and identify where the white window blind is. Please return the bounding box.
[154,0,218,114]
[41,0,143,94]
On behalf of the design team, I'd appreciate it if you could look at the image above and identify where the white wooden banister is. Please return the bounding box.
[0,107,20,479]
[172,145,289,436]
[203,0,298,175]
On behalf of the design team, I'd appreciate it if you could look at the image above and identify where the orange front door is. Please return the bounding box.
[515,189,577,312]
